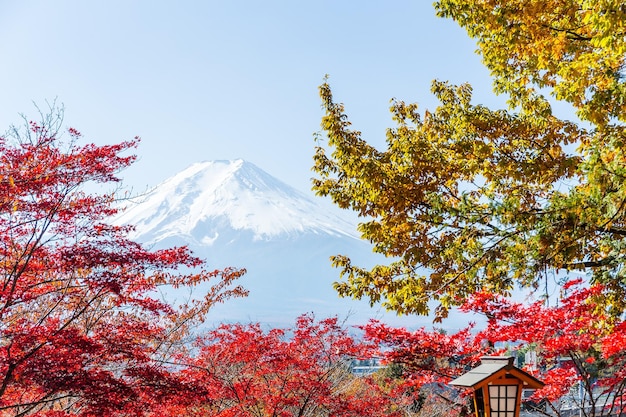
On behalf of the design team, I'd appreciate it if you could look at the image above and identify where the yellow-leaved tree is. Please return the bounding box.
[312,0,626,320]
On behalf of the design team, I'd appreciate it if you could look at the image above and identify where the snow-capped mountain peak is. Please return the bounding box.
[116,159,360,244]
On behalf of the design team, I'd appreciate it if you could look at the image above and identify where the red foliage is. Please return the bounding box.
[170,314,402,417]
[361,321,485,388]
[0,117,246,416]
[363,281,626,416]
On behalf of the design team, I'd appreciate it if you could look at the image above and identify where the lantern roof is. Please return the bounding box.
[449,356,544,390]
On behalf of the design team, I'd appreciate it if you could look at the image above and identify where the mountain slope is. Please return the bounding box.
[115,159,422,327]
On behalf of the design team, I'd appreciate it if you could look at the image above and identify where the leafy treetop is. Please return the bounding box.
[312,1,626,320]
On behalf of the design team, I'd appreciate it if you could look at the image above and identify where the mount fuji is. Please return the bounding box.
[115,159,422,328]
[118,159,360,244]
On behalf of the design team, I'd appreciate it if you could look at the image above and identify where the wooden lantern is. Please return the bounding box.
[449,356,544,417]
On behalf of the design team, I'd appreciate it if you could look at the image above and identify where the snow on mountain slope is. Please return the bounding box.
[116,159,360,245]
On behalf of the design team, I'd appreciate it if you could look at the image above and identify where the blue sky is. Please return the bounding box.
[0,1,502,195]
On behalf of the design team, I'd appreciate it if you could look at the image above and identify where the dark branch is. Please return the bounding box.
[540,24,592,41]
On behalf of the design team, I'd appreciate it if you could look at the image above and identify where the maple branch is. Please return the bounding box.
[0,186,68,317]
[434,230,519,294]
[0,285,109,400]
[566,258,616,270]
[608,379,626,416]
[0,362,16,399]
[541,23,592,41]
[568,352,595,416]
[598,226,626,236]
[544,400,562,417]
[0,393,76,416]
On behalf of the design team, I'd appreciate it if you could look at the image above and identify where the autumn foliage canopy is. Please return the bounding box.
[313,0,626,320]
[171,314,405,417]
[0,111,247,416]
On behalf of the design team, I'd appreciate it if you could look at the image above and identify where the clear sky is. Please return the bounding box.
[0,1,503,196]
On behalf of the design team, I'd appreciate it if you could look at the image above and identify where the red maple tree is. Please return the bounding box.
[362,280,626,417]
[0,110,246,416]
[168,314,405,417]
